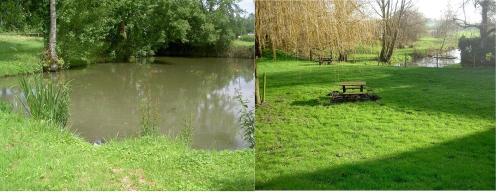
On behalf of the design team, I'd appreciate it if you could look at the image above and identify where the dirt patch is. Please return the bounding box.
[111,168,155,190]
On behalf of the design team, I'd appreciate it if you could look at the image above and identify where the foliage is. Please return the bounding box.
[0,110,255,190]
[458,35,496,67]
[18,76,70,127]
[54,0,245,66]
[236,91,255,148]
[0,0,48,33]
[255,57,495,189]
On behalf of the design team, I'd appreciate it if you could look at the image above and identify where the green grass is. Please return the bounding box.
[232,40,255,48]
[0,34,44,77]
[255,57,495,189]
[0,109,254,190]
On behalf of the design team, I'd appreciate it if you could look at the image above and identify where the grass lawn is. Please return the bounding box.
[0,108,254,190]
[255,57,495,189]
[232,40,255,48]
[0,34,44,77]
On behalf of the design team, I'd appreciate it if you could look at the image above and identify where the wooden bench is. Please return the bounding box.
[339,81,366,93]
[317,57,333,65]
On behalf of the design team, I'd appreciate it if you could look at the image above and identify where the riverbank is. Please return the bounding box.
[0,106,254,190]
[0,34,44,77]
[255,57,495,189]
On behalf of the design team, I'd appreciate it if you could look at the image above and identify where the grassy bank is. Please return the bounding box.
[0,34,44,77]
[255,57,495,189]
[0,107,254,190]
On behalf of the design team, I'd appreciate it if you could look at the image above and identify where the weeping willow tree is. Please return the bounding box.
[255,0,376,60]
[254,0,376,104]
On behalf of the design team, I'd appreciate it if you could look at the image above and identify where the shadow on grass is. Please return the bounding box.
[257,129,496,190]
[290,96,331,106]
[263,66,495,120]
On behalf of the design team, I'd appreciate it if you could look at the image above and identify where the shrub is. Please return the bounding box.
[458,35,496,67]
[18,76,70,127]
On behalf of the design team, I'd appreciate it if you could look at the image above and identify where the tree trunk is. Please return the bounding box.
[255,60,261,105]
[255,33,261,58]
[338,52,348,62]
[478,0,491,65]
[48,0,58,72]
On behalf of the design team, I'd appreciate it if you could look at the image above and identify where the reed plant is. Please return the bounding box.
[139,95,160,136]
[18,76,70,127]
[236,91,255,148]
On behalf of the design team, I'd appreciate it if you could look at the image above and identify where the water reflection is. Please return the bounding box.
[0,57,255,150]
[396,49,461,68]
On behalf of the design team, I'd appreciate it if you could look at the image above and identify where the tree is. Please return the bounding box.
[454,0,496,65]
[255,0,375,60]
[397,10,427,48]
[48,0,58,71]
[372,0,414,63]
[435,4,458,67]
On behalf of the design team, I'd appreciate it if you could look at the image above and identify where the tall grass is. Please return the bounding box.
[139,95,160,136]
[18,76,70,127]
[179,115,194,146]
[236,91,255,148]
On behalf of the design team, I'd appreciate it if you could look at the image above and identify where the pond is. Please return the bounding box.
[0,57,255,150]
[396,49,461,68]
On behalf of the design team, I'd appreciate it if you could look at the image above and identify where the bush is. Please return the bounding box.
[19,76,70,127]
[458,35,496,67]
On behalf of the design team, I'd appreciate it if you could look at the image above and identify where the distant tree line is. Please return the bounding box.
[0,0,253,66]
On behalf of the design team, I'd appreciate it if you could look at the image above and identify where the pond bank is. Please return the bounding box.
[0,57,255,150]
[0,108,254,190]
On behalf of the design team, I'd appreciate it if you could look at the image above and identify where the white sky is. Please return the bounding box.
[238,0,255,16]
[237,0,483,22]
[416,0,482,23]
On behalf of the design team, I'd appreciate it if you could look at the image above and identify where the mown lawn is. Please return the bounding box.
[0,108,254,190]
[255,57,495,190]
[0,34,44,77]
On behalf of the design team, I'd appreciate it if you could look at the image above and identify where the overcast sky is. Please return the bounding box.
[237,0,482,22]
[237,0,255,16]
[416,0,481,22]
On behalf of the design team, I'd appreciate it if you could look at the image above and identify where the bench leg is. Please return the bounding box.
[360,86,364,92]
[342,86,346,93]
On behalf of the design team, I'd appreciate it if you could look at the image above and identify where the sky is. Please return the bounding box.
[237,0,483,23]
[416,0,482,23]
[237,0,255,16]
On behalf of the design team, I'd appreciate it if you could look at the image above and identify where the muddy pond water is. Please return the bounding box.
[0,57,254,150]
[396,49,461,67]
